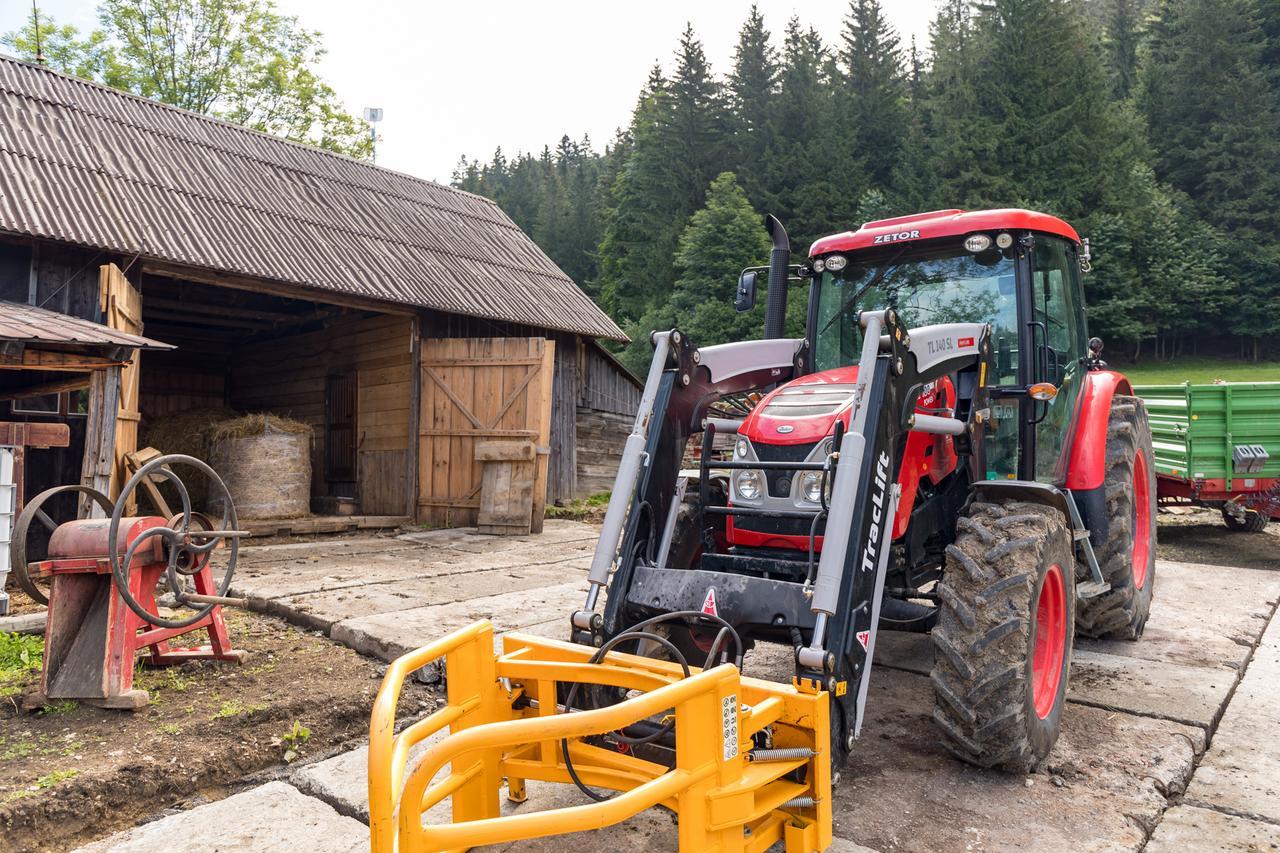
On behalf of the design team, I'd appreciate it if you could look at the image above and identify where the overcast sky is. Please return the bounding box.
[3,1,939,183]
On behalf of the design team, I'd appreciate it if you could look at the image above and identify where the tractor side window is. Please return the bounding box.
[1032,237,1088,483]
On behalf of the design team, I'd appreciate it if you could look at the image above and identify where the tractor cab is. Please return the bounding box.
[728,210,1095,586]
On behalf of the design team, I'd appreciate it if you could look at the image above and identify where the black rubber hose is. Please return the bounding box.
[561,631,690,802]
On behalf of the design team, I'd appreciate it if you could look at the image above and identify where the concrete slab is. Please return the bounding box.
[1184,599,1280,824]
[1146,804,1280,852]
[1077,560,1280,672]
[874,629,1235,730]
[330,579,589,663]
[73,781,366,852]
[260,562,585,633]
[826,668,1203,852]
[233,534,593,602]
[294,737,675,851]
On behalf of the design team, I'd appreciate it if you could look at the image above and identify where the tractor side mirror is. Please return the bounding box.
[735,270,758,312]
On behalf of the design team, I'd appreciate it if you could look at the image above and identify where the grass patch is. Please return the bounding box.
[0,632,43,697]
[1123,357,1280,386]
[37,700,76,716]
[213,699,267,719]
[545,492,611,522]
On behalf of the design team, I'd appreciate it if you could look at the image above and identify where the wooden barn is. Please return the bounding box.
[0,55,639,531]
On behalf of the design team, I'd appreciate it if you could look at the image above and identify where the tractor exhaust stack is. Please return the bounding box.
[764,213,789,339]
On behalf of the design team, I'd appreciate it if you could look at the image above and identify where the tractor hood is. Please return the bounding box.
[739,366,859,447]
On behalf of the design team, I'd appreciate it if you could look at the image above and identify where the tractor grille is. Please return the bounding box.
[760,384,856,418]
[756,441,817,497]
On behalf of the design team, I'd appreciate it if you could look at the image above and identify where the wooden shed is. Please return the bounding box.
[0,55,639,530]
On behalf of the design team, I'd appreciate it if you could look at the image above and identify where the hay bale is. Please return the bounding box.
[138,408,238,509]
[207,415,313,519]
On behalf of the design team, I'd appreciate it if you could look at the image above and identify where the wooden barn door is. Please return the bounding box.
[417,338,554,530]
[99,263,143,508]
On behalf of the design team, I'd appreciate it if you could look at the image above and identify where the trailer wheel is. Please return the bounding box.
[931,500,1075,772]
[1221,505,1269,533]
[1075,396,1157,640]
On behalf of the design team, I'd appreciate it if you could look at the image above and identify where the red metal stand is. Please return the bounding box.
[36,516,244,709]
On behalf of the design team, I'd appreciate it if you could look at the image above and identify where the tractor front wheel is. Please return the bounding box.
[931,500,1075,772]
[1075,396,1157,640]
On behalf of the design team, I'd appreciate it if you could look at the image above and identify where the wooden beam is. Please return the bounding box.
[0,351,124,372]
[0,374,92,401]
[144,308,273,331]
[143,296,325,324]
[141,261,417,316]
[0,422,71,448]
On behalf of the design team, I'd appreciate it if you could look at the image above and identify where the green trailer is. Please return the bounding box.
[1135,381,1280,531]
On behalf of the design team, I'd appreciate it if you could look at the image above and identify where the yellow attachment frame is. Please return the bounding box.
[369,620,832,853]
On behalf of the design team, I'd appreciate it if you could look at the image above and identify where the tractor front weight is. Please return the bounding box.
[369,620,831,853]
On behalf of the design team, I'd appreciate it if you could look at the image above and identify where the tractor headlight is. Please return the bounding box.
[735,438,749,458]
[736,470,763,501]
[825,254,848,272]
[801,471,824,503]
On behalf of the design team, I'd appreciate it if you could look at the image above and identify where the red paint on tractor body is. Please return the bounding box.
[1064,370,1134,490]
[810,208,1080,257]
[731,368,959,550]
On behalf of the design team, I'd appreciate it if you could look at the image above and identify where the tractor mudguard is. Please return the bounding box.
[1064,370,1134,491]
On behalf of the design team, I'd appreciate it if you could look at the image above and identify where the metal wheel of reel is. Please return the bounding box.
[11,485,115,606]
[109,454,243,630]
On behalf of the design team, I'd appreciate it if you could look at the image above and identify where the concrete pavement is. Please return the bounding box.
[76,523,1280,852]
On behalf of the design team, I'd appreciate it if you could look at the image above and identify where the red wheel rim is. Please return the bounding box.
[1032,563,1067,720]
[1132,450,1151,590]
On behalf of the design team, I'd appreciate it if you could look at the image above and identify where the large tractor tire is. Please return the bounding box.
[1222,505,1269,533]
[1076,396,1157,640]
[931,500,1075,773]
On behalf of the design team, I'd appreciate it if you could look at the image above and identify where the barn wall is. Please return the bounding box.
[573,343,639,498]
[139,365,225,419]
[230,313,415,514]
[0,239,103,321]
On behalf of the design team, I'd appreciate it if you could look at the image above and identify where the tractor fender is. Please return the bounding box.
[970,479,1076,533]
[1064,370,1134,491]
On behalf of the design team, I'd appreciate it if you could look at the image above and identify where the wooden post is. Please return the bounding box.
[79,366,120,518]
[530,340,555,534]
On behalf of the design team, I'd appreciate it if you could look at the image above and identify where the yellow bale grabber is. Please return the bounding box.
[369,620,831,852]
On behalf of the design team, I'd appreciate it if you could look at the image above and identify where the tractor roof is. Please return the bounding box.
[809,208,1080,256]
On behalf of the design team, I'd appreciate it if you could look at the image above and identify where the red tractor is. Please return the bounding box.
[572,207,1158,772]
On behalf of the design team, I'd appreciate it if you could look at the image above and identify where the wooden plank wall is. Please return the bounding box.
[575,408,632,497]
[578,342,642,416]
[139,366,225,419]
[231,313,415,514]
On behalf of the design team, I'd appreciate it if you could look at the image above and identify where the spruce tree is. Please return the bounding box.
[1141,0,1280,240]
[835,0,908,192]
[728,5,780,201]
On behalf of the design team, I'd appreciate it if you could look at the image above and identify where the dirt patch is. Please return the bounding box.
[1157,506,1280,571]
[0,607,430,852]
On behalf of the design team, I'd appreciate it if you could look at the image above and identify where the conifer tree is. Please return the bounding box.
[728,6,779,201]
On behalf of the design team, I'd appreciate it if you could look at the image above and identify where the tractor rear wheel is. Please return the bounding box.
[931,500,1075,772]
[1075,396,1157,640]
[1222,505,1269,533]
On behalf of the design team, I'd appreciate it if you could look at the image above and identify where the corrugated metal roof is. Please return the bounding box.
[0,55,625,341]
[0,299,173,350]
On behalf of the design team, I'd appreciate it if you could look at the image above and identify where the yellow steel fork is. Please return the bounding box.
[369,621,832,853]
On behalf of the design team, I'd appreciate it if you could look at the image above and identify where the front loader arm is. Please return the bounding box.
[796,311,994,744]
[572,331,807,640]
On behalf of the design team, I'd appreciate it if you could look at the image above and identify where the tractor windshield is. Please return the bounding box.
[812,246,1019,376]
